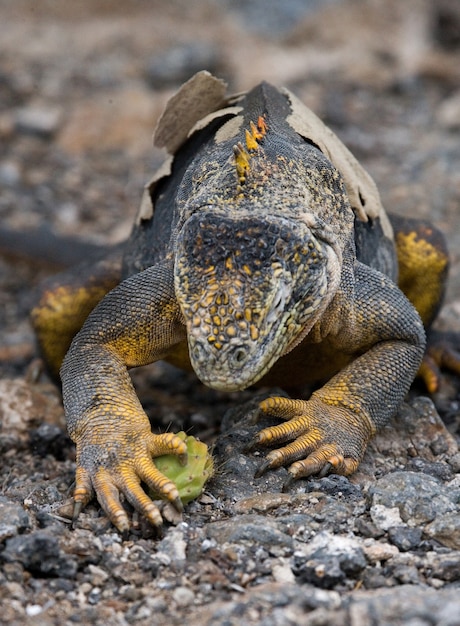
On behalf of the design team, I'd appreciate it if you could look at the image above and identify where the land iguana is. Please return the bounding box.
[31,71,459,533]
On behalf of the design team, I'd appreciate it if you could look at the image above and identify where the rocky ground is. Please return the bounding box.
[1,1,460,624]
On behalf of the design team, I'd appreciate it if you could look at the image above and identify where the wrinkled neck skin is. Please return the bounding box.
[174,207,344,392]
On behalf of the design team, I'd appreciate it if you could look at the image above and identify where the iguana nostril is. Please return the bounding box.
[229,345,249,368]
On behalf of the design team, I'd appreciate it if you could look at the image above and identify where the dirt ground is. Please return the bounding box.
[0,1,460,624]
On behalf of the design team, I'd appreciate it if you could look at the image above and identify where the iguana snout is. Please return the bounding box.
[174,212,332,390]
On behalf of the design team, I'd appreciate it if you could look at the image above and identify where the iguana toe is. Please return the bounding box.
[418,342,460,393]
[92,470,133,532]
[253,395,368,481]
[288,450,359,478]
[72,430,187,531]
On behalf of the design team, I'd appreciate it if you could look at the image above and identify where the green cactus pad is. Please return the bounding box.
[152,432,214,504]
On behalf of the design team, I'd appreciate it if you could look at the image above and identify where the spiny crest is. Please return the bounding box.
[233,116,268,191]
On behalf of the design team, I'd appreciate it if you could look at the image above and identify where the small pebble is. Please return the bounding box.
[363,542,399,563]
[172,586,195,607]
[272,559,295,584]
[15,106,62,138]
[25,605,43,617]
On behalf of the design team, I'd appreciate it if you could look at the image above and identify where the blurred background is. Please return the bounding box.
[0,0,459,375]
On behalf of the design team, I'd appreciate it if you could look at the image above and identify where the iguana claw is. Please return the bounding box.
[318,461,333,478]
[71,500,84,530]
[71,430,187,533]
[252,395,367,480]
[254,458,274,479]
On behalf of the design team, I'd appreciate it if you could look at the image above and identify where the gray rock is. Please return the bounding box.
[294,554,346,589]
[362,541,399,564]
[29,423,70,460]
[201,582,343,625]
[145,44,224,89]
[303,475,364,500]
[424,513,460,550]
[225,0,337,37]
[172,586,195,607]
[354,517,385,539]
[293,532,367,589]
[0,497,30,541]
[432,1,460,51]
[404,457,454,481]
[368,398,458,472]
[206,514,293,551]
[157,528,187,564]
[425,552,460,582]
[448,452,460,472]
[369,471,456,524]
[387,526,423,552]
[0,161,21,186]
[391,564,421,585]
[210,393,292,499]
[271,559,295,584]
[349,586,460,626]
[1,531,77,578]
[311,498,362,529]
[361,568,395,590]
[275,513,318,541]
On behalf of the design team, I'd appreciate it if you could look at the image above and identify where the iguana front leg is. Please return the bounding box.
[61,260,187,532]
[253,262,426,479]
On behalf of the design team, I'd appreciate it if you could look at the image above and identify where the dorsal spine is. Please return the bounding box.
[233,116,267,191]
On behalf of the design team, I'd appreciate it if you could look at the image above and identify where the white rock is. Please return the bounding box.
[363,541,399,563]
[15,105,62,137]
[25,605,43,617]
[272,558,295,584]
[370,504,404,531]
[172,586,195,607]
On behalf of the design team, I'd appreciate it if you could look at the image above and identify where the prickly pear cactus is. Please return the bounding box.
[153,432,214,504]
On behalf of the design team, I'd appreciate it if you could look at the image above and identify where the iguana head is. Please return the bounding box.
[174,211,341,391]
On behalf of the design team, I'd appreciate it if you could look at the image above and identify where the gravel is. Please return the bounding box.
[0,0,459,624]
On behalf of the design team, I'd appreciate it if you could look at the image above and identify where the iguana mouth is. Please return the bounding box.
[174,212,334,391]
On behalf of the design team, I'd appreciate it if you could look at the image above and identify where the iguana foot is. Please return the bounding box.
[251,396,368,480]
[72,431,187,533]
[418,341,460,393]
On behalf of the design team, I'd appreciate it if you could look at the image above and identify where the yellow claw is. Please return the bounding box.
[289,449,359,479]
[70,430,190,533]
[253,395,368,482]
